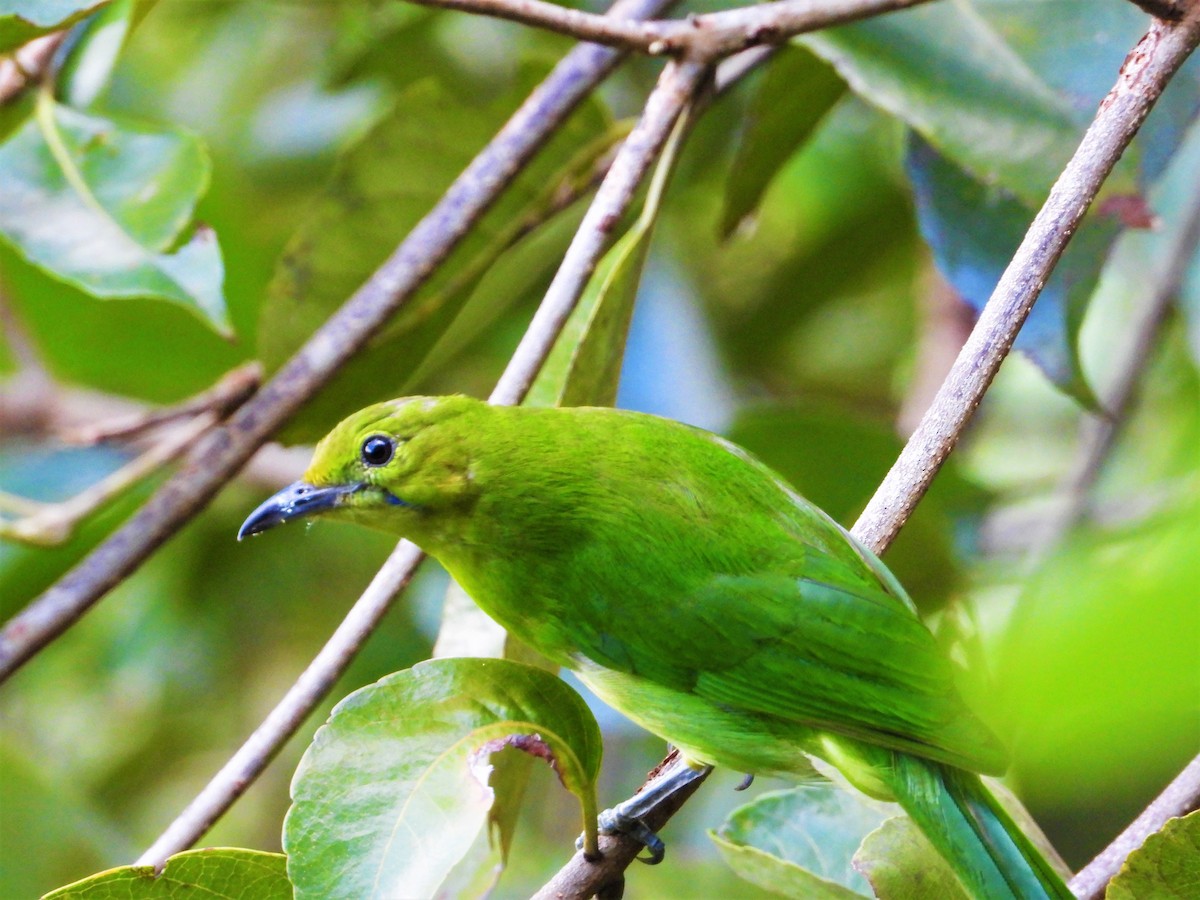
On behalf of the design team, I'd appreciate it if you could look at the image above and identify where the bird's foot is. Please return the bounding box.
[600,805,667,864]
[576,758,713,865]
[574,802,666,864]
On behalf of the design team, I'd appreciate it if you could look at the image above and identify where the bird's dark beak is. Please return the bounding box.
[237,481,363,540]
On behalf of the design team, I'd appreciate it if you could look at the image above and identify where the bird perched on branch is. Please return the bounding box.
[240,395,1070,899]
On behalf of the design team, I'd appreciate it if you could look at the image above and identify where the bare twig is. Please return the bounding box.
[491,59,708,405]
[850,7,1200,554]
[403,0,936,60]
[0,365,261,546]
[134,0,690,866]
[0,413,216,547]
[0,0,672,684]
[0,32,66,104]
[1070,753,1200,900]
[65,363,262,445]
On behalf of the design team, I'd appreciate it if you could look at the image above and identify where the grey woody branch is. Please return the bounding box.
[403,0,936,59]
[850,5,1200,555]
[1070,753,1200,900]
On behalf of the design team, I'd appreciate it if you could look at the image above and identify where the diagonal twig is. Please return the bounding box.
[850,6,1200,555]
[0,365,261,546]
[133,7,699,869]
[1069,753,1200,899]
[0,0,673,685]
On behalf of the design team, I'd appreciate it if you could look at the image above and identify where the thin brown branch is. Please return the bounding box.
[1070,753,1200,900]
[850,7,1200,555]
[64,363,262,445]
[0,365,260,546]
[404,0,937,60]
[492,59,708,405]
[0,0,672,685]
[0,412,218,546]
[0,32,66,104]
[133,0,685,867]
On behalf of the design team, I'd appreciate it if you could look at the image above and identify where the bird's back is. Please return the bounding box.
[425,402,1007,776]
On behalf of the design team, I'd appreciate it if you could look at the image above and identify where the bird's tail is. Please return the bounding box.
[873,750,1072,900]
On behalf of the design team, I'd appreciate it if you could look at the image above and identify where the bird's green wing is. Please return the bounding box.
[577,552,1006,775]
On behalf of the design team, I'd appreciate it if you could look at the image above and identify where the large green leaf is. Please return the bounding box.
[0,94,227,333]
[720,47,846,238]
[711,785,893,898]
[40,849,291,899]
[284,658,603,900]
[0,0,107,53]
[1106,811,1200,900]
[995,495,1200,854]
[801,0,1078,204]
[852,817,967,900]
[906,133,1113,405]
[259,75,612,442]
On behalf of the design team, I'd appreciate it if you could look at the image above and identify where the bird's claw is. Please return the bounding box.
[598,807,666,864]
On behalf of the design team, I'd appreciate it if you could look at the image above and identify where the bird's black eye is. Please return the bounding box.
[360,435,395,467]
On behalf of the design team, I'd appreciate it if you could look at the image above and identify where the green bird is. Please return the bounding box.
[240,395,1070,899]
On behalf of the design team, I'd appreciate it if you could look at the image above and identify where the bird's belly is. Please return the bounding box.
[572,657,822,779]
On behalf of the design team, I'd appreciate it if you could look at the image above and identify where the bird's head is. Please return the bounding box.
[238,395,482,540]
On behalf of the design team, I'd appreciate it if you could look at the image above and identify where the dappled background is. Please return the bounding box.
[2,1,1199,897]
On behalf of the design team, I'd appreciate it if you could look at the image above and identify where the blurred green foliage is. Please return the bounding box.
[2,0,1199,897]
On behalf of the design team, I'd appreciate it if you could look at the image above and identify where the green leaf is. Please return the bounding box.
[711,831,866,899]
[801,1,1079,203]
[0,0,107,53]
[995,495,1200,832]
[1107,811,1200,900]
[284,658,603,900]
[528,101,691,409]
[259,75,612,442]
[852,816,968,900]
[721,47,846,238]
[57,0,141,109]
[0,94,228,334]
[711,785,892,898]
[906,133,1112,406]
[40,849,291,899]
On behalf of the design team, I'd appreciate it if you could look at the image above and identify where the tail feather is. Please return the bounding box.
[879,752,1072,900]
